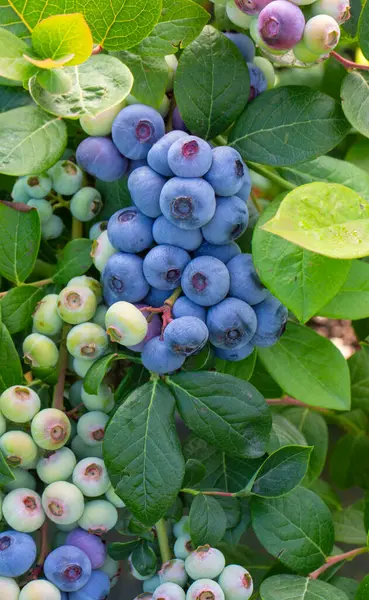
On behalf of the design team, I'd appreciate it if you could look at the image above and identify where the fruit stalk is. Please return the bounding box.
[309,546,368,579]
[52,323,72,410]
[331,50,369,71]
[156,518,172,563]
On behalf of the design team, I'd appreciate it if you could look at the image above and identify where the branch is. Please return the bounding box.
[181,488,235,498]
[247,162,296,191]
[331,51,369,71]
[72,217,83,239]
[309,547,368,579]
[156,518,172,563]
[29,521,50,580]
[52,324,72,410]
[267,396,331,415]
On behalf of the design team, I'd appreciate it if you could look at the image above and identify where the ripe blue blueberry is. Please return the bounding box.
[33,293,63,336]
[23,332,59,368]
[24,173,52,198]
[72,457,111,497]
[236,179,252,202]
[148,130,189,176]
[160,177,216,230]
[247,63,268,100]
[2,488,45,533]
[141,336,185,375]
[103,253,149,304]
[0,576,20,599]
[27,198,53,223]
[159,559,188,587]
[12,177,30,203]
[70,187,103,222]
[185,545,225,580]
[66,528,106,569]
[258,1,305,50]
[224,32,255,60]
[227,254,269,305]
[186,579,225,600]
[174,535,193,560]
[0,531,37,577]
[81,382,114,413]
[91,231,117,273]
[126,305,161,352]
[0,385,40,423]
[89,221,108,240]
[37,447,77,484]
[19,579,61,599]
[204,147,248,197]
[153,216,203,252]
[201,196,248,245]
[172,107,190,133]
[108,207,154,253]
[112,104,165,160]
[78,500,118,534]
[42,214,64,240]
[172,297,206,322]
[128,166,167,218]
[207,297,257,349]
[66,323,109,360]
[52,161,84,196]
[167,136,212,178]
[194,241,241,264]
[57,285,97,325]
[215,342,255,362]
[303,15,340,53]
[164,316,209,356]
[144,287,172,308]
[42,481,85,525]
[218,564,253,600]
[252,294,288,347]
[153,582,186,600]
[181,256,230,307]
[76,137,128,182]
[143,245,191,290]
[44,545,92,592]
[69,569,110,600]
[77,411,109,447]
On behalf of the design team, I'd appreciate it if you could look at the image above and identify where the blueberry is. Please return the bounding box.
[143,574,161,592]
[77,411,109,447]
[143,245,191,290]
[52,160,84,195]
[72,457,111,497]
[4,468,36,492]
[128,166,167,218]
[224,32,255,60]
[112,104,165,160]
[148,131,189,176]
[71,435,103,460]
[31,408,71,450]
[215,342,255,362]
[160,178,216,230]
[218,564,253,600]
[68,276,102,304]
[186,579,225,600]
[247,63,268,100]
[126,305,162,352]
[92,304,108,328]
[153,216,203,252]
[19,580,61,599]
[58,285,97,325]
[0,430,38,469]
[33,294,63,336]
[42,214,64,240]
[144,287,172,308]
[73,357,97,378]
[202,196,248,245]
[76,137,128,182]
[42,482,85,525]
[207,297,257,349]
[0,385,40,423]
[236,179,252,202]
[127,158,148,176]
[159,559,188,588]
[107,207,154,254]
[66,528,106,570]
[0,576,20,599]
[185,545,225,580]
[81,382,114,413]
[23,333,59,368]
[253,56,276,88]
[173,516,189,538]
[101,555,120,588]
[303,15,340,53]
[69,569,110,599]
[152,582,186,600]
[27,198,53,223]
[78,500,118,534]
[181,256,230,307]
[172,297,206,322]
[235,0,276,13]
[204,147,248,197]
[89,221,108,240]
[2,488,45,533]
[167,136,212,178]
[37,447,77,484]
[0,413,5,437]
[258,1,305,50]
[311,0,350,24]
[11,177,30,203]
[252,294,288,347]
[105,485,125,508]
[103,254,149,304]
[70,187,103,222]
[164,316,209,356]
[44,545,92,592]
[227,254,269,305]
[293,40,322,62]
[173,535,193,560]
[66,323,108,360]
[194,241,241,264]
[91,231,117,273]
[226,0,254,28]
[24,173,52,198]
[141,336,185,374]
[0,531,36,577]
[80,101,125,136]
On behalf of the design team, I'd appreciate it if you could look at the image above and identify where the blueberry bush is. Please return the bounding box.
[0,0,369,598]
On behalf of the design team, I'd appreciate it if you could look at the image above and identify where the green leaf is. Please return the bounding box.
[278,156,369,202]
[0,202,41,284]
[221,499,250,546]
[189,494,227,547]
[53,239,93,285]
[320,261,369,320]
[0,105,67,176]
[29,55,133,119]
[168,371,271,459]
[251,487,335,574]
[215,348,256,382]
[348,345,369,411]
[250,445,311,498]
[83,352,141,395]
[134,0,210,56]
[216,495,242,530]
[1,285,43,333]
[341,71,369,139]
[259,322,351,411]
[104,380,185,527]
[0,320,23,394]
[174,26,249,139]
[330,434,369,489]
[267,414,307,454]
[96,177,132,219]
[0,86,33,113]
[309,479,341,512]
[182,459,206,488]
[229,87,349,167]
[356,574,369,600]
[249,357,282,399]
[262,182,369,259]
[333,501,367,545]
[130,541,157,577]
[36,69,73,94]
[260,575,349,600]
[114,51,167,109]
[31,14,93,67]
[108,539,140,560]
[0,27,36,81]
[0,451,15,486]
[253,197,350,323]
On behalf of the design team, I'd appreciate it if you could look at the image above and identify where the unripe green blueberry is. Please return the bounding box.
[68,380,83,407]
[303,15,340,53]
[0,431,38,468]
[174,535,194,560]
[20,579,61,600]
[42,481,85,524]
[105,301,148,346]
[81,383,114,413]
[78,499,118,534]
[165,55,178,92]
[173,516,190,538]
[105,485,125,508]
[0,576,20,599]
[68,276,103,304]
[159,559,188,587]
[23,333,59,368]
[158,95,170,118]
[72,457,110,497]
[128,554,156,581]
[186,579,225,600]
[101,555,120,588]
[12,176,30,203]
[27,198,53,224]
[80,101,125,136]
[57,286,97,325]
[92,304,108,328]
[311,0,350,23]
[31,408,71,450]
[153,583,186,600]
[53,530,69,548]
[253,57,275,88]
[56,521,79,532]
[77,411,109,447]
[67,323,109,361]
[293,40,323,62]
[37,447,77,484]
[143,574,161,593]
[91,230,117,273]
[218,565,253,600]
[89,221,108,241]
[4,467,36,492]
[226,0,253,28]
[51,160,84,196]
[71,434,104,459]
[0,385,40,423]
[185,546,225,580]
[33,294,63,337]
[0,412,6,436]
[3,488,45,532]
[70,187,103,222]
[24,173,52,198]
[73,357,95,378]
[42,214,64,240]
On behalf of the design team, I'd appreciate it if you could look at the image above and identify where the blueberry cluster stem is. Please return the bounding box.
[140,287,183,334]
[331,50,369,71]
[29,521,50,581]
[72,216,83,239]
[181,488,236,498]
[156,518,172,564]
[309,546,368,579]
[52,323,72,411]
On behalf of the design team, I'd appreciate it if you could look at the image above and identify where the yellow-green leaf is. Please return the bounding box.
[32,13,93,67]
[24,52,75,69]
[262,182,369,259]
[0,27,36,80]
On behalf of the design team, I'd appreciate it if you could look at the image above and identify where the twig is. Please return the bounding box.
[140,287,182,334]
[331,51,369,71]
[309,547,368,579]
[267,396,331,415]
[72,217,83,239]
[156,518,172,564]
[52,324,72,410]
[29,521,50,580]
[181,488,235,498]
[65,403,84,418]
[247,163,295,191]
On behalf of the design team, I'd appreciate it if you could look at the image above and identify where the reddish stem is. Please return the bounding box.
[29,522,50,580]
[310,547,368,579]
[267,396,331,415]
[92,44,103,55]
[65,403,84,419]
[331,51,369,71]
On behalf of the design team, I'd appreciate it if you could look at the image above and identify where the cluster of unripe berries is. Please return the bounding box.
[131,517,253,600]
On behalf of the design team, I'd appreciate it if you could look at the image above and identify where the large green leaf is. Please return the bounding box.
[0,105,67,175]
[0,312,23,394]
[29,55,133,118]
[348,345,369,411]
[249,357,283,399]
[229,87,349,167]
[104,380,185,526]
[259,322,351,411]
[250,445,311,498]
[0,86,33,113]
[251,487,335,574]
[83,351,142,395]
[268,414,307,453]
[0,27,36,80]
[115,51,167,109]
[0,202,41,284]
[252,197,350,323]
[333,501,367,545]
[330,433,369,489]
[356,575,369,600]
[215,348,256,382]
[168,371,271,459]
[341,71,369,139]
[174,26,249,139]
[96,177,132,219]
[189,494,227,547]
[1,285,43,333]
[320,261,369,320]
[260,575,349,600]
[53,239,93,285]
